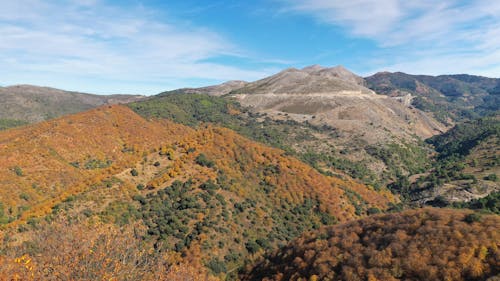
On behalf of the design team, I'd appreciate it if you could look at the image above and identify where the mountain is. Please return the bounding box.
[0,84,144,126]
[365,72,500,123]
[232,65,370,95]
[228,65,444,140]
[242,208,500,281]
[0,104,393,278]
[145,66,447,188]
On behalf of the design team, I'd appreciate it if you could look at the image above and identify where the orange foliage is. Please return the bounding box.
[187,126,394,222]
[0,105,393,228]
[0,105,192,221]
[243,208,500,281]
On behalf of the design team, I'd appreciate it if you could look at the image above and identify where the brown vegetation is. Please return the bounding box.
[0,105,192,221]
[0,218,214,280]
[0,104,397,279]
[243,208,500,281]
[0,105,393,224]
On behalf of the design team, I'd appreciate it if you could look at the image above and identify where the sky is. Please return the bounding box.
[1,0,499,95]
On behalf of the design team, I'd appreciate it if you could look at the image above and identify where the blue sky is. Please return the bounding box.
[1,0,499,95]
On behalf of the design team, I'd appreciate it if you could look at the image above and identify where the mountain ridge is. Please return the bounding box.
[0,84,145,125]
[365,71,499,122]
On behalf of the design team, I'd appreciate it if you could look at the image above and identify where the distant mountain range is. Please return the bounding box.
[366,72,500,123]
[0,84,144,124]
[3,66,498,127]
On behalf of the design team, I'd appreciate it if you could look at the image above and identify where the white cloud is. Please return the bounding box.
[283,0,403,37]
[0,0,275,94]
[283,0,500,77]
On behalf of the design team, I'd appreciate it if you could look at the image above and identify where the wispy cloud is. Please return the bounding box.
[0,0,276,94]
[281,0,500,76]
[282,0,403,38]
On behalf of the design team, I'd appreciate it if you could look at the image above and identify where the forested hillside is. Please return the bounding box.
[0,105,393,279]
[243,208,500,281]
[0,69,497,280]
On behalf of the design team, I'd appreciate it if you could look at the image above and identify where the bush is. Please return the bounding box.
[464,212,482,223]
[245,240,261,254]
[484,174,498,182]
[206,258,227,274]
[195,154,215,168]
[130,169,139,177]
[367,207,381,215]
[84,158,112,170]
[82,209,93,217]
[13,166,23,176]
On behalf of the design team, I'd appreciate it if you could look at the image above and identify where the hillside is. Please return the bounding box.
[131,90,439,190]
[403,116,500,205]
[365,72,500,123]
[0,84,143,126]
[0,105,190,221]
[0,105,394,278]
[243,208,500,281]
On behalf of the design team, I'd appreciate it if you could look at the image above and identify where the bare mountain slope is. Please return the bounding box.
[0,84,144,123]
[229,65,446,142]
[232,65,371,95]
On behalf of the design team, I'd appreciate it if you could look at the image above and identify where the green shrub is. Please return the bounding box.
[484,173,498,182]
[84,158,112,170]
[464,212,482,223]
[367,207,381,215]
[195,154,215,168]
[245,240,261,254]
[13,166,23,176]
[206,258,227,274]
[0,119,28,130]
